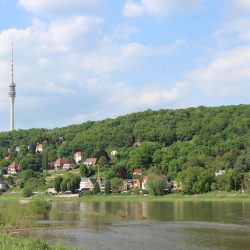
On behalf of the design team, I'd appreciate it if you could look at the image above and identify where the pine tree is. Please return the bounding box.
[104,180,111,195]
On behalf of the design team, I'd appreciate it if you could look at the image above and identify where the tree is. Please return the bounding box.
[104,180,111,194]
[98,156,108,167]
[67,175,81,193]
[19,154,40,172]
[60,178,69,192]
[22,184,33,197]
[93,182,100,194]
[54,176,63,193]
[147,174,166,196]
[80,164,91,177]
[110,177,123,193]
[42,151,48,171]
[19,169,39,182]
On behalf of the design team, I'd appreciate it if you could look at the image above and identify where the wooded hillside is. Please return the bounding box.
[0,104,250,193]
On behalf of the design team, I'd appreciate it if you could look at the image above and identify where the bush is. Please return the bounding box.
[29,197,52,218]
[22,185,33,197]
[83,190,93,196]
[147,174,166,196]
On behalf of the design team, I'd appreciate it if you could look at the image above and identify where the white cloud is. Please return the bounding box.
[142,0,201,16]
[114,23,139,39]
[106,81,186,110]
[228,0,250,9]
[18,0,101,16]
[81,39,185,74]
[180,45,250,103]
[123,0,145,17]
[48,16,103,52]
[123,0,202,17]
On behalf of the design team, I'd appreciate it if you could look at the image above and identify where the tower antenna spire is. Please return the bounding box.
[9,42,16,131]
[11,42,14,83]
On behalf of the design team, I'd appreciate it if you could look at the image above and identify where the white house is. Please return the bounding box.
[79,178,97,190]
[142,176,148,190]
[63,162,74,171]
[36,143,43,153]
[215,170,226,176]
[74,152,83,164]
[0,178,7,191]
[111,150,118,156]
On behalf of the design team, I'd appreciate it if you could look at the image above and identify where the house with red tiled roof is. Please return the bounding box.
[84,158,97,167]
[133,168,142,176]
[7,162,20,175]
[54,157,65,170]
[74,152,83,164]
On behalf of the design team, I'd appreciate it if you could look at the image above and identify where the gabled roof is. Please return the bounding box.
[74,151,83,156]
[80,177,97,185]
[133,168,142,174]
[8,162,20,169]
[55,158,65,164]
[84,158,97,164]
[89,178,97,185]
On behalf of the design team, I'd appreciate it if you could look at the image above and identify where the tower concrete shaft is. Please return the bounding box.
[9,44,16,131]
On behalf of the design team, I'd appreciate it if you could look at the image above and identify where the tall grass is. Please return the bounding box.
[0,234,79,250]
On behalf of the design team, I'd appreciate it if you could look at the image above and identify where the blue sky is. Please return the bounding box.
[0,0,250,131]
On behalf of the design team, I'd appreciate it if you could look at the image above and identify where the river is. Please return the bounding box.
[4,200,250,249]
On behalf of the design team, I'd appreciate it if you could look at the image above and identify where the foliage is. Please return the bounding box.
[104,180,112,194]
[67,175,81,193]
[110,177,123,193]
[0,105,250,195]
[177,167,215,194]
[79,164,92,177]
[19,154,40,172]
[22,184,33,197]
[29,197,52,218]
[54,176,63,193]
[147,174,166,196]
[59,174,81,193]
[0,233,79,250]
[98,156,108,167]
[93,182,100,194]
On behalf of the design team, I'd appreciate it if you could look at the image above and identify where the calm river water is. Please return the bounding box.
[14,200,250,249]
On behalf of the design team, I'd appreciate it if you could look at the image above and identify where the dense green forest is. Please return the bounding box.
[0,104,250,194]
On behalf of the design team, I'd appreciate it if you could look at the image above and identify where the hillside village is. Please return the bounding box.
[0,105,250,196]
[0,141,163,195]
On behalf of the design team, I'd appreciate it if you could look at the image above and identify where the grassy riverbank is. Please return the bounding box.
[1,191,250,202]
[44,191,250,202]
[0,234,79,250]
[78,192,250,202]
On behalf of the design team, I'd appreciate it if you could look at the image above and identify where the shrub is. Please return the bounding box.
[22,185,33,197]
[83,190,93,196]
[29,198,52,218]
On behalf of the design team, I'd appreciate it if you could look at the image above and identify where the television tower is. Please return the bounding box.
[9,43,16,131]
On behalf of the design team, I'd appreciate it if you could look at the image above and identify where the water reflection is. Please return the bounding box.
[1,200,249,250]
[45,200,250,231]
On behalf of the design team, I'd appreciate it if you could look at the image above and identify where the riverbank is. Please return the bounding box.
[78,192,250,202]
[1,191,250,203]
[0,233,79,250]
